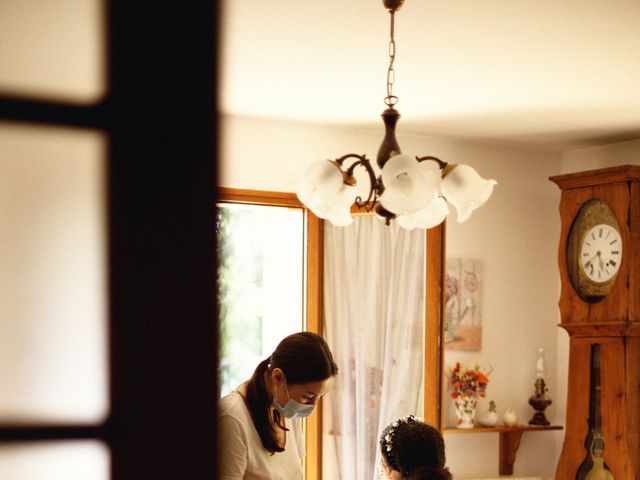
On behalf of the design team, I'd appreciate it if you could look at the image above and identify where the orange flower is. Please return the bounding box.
[446,363,492,399]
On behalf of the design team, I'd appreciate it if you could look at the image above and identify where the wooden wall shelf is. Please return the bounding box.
[443,425,563,476]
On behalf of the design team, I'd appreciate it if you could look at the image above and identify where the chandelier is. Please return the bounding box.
[296,0,497,229]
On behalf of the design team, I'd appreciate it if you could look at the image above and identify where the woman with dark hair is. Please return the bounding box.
[219,331,338,479]
[379,416,452,480]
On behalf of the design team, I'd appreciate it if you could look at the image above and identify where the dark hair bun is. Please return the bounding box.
[407,465,452,480]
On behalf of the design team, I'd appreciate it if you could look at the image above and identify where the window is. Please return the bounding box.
[217,202,305,396]
[217,187,324,480]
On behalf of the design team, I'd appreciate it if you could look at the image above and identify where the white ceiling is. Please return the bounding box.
[220,0,640,151]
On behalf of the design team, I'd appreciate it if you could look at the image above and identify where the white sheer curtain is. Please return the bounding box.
[323,216,425,480]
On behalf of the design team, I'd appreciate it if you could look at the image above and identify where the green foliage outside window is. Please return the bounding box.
[216,206,264,395]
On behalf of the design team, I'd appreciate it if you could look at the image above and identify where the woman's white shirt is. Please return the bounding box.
[219,391,305,480]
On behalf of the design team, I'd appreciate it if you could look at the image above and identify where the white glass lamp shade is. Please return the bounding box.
[379,155,441,214]
[380,155,448,229]
[440,164,497,222]
[396,196,449,230]
[296,160,343,215]
[325,183,355,226]
[296,160,354,226]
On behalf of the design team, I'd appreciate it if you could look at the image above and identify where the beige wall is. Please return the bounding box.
[221,114,566,479]
[561,138,640,173]
[444,146,562,479]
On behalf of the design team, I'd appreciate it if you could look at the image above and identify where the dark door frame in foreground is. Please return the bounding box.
[0,2,219,479]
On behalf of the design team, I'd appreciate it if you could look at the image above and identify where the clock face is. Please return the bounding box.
[579,224,623,284]
[566,199,623,303]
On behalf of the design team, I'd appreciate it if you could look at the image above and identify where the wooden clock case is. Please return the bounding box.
[550,165,640,479]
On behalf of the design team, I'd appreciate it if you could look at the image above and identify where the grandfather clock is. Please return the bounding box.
[550,165,640,479]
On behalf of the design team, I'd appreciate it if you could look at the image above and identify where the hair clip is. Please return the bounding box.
[383,415,422,453]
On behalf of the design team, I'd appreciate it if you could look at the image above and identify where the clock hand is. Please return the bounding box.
[584,252,599,268]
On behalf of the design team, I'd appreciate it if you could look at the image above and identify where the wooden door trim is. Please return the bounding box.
[425,222,446,429]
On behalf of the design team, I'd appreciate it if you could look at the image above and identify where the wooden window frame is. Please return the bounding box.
[425,223,446,429]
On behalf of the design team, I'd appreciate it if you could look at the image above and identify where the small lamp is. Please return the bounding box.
[528,347,552,426]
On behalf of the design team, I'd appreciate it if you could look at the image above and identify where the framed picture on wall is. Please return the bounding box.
[444,258,482,351]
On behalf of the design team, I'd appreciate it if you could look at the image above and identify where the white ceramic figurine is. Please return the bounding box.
[503,408,518,427]
[477,400,498,427]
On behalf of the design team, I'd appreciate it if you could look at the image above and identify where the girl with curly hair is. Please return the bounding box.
[379,415,453,480]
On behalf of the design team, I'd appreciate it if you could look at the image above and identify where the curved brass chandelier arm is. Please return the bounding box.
[415,155,448,170]
[335,153,380,208]
[335,153,368,167]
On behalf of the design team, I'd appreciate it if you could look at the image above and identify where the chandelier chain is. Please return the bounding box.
[385,11,398,107]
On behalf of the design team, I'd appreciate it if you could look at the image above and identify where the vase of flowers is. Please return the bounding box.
[447,362,491,429]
